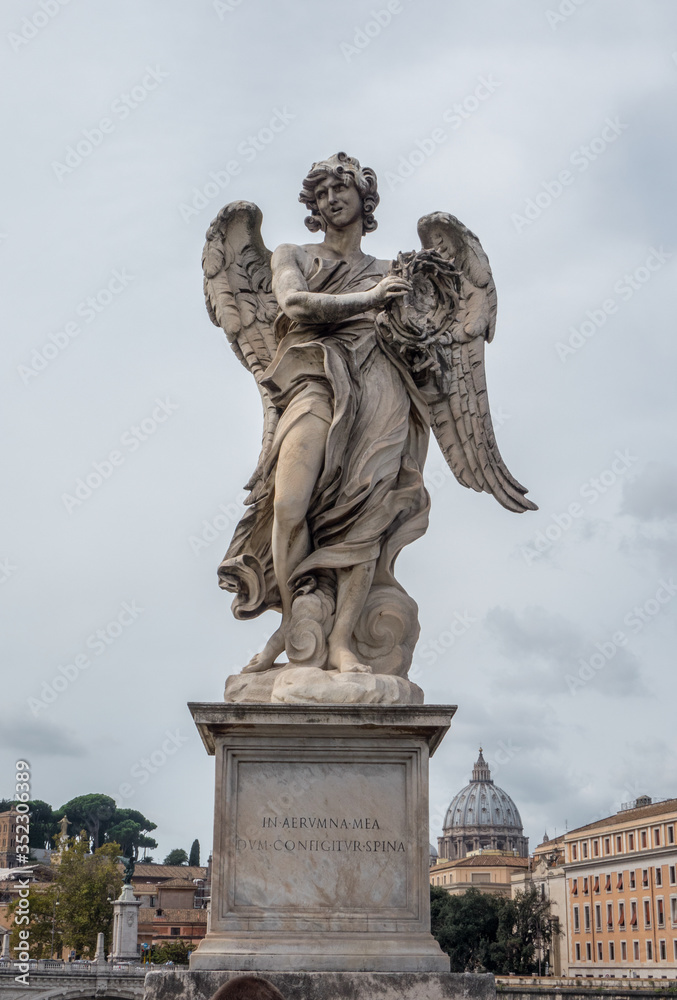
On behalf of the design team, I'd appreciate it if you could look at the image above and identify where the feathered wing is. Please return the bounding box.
[417,212,537,513]
[202,201,279,487]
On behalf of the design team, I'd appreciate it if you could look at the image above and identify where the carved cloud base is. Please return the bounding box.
[224,664,424,705]
[187,703,455,973]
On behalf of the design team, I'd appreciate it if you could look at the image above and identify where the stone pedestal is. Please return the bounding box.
[145,970,496,1000]
[187,703,455,973]
[110,882,141,962]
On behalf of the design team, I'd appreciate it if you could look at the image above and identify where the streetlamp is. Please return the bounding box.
[50,890,60,959]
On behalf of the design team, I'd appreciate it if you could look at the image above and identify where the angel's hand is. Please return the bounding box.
[368,274,412,308]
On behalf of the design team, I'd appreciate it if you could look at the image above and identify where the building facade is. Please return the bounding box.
[512,834,567,975]
[438,750,529,860]
[431,851,528,896]
[561,797,677,976]
[0,809,18,869]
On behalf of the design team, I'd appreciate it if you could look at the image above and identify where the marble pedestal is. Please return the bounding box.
[110,882,142,962]
[187,703,455,973]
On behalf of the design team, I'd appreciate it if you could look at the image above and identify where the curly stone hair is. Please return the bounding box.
[299,151,379,235]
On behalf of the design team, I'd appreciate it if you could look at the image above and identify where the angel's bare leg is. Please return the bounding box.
[327,560,376,673]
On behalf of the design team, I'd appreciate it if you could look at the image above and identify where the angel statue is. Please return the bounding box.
[203,152,536,705]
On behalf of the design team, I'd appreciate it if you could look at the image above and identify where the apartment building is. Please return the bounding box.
[563,797,677,977]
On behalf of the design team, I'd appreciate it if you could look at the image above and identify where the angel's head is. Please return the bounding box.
[299,152,379,235]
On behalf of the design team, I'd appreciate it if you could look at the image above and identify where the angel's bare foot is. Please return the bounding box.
[328,645,372,674]
[241,628,286,673]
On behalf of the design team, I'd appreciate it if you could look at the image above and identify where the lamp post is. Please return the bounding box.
[50,890,60,959]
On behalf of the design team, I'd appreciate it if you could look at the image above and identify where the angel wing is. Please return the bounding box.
[202,201,279,489]
[417,212,537,513]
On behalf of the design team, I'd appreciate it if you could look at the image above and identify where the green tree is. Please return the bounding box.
[492,888,554,975]
[188,839,200,867]
[431,886,555,975]
[105,809,158,860]
[163,848,188,865]
[55,837,123,957]
[430,886,499,972]
[153,939,192,964]
[8,885,62,959]
[57,794,116,849]
[28,800,59,851]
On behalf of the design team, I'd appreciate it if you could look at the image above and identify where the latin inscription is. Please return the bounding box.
[228,759,410,911]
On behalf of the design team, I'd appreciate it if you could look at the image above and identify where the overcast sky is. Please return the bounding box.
[1,0,676,864]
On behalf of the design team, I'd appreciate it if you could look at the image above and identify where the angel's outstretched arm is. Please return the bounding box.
[271,244,407,325]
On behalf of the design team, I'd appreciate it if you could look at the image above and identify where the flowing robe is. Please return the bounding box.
[218,251,431,620]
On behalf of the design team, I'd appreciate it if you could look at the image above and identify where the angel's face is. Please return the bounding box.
[314,174,363,231]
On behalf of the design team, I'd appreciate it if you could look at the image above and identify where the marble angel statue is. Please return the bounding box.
[202,152,536,705]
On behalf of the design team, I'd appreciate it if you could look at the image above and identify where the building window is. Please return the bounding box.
[629,871,636,889]
[575,942,581,961]
[593,876,600,894]
[674,940,677,960]
[583,877,589,894]
[642,869,649,887]
[584,905,591,931]
[668,826,674,845]
[595,904,602,931]
[654,827,660,847]
[644,899,651,927]
[641,830,647,848]
[586,942,592,961]
[609,941,615,961]
[670,866,676,885]
[573,905,580,932]
[655,868,662,887]
[630,901,638,927]
[170,927,180,936]
[617,873,624,890]
[629,833,635,850]
[605,874,612,891]
[633,941,639,961]
[671,897,677,923]
[646,939,653,961]
[604,837,611,855]
[657,898,664,926]
[593,840,599,857]
[659,939,666,961]
[597,941,603,961]
[621,941,627,961]
[582,842,588,858]
[607,902,613,929]
[572,843,578,860]
[616,835,622,852]
[572,878,578,896]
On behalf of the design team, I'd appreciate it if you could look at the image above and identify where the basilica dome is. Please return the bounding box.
[438,749,528,860]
